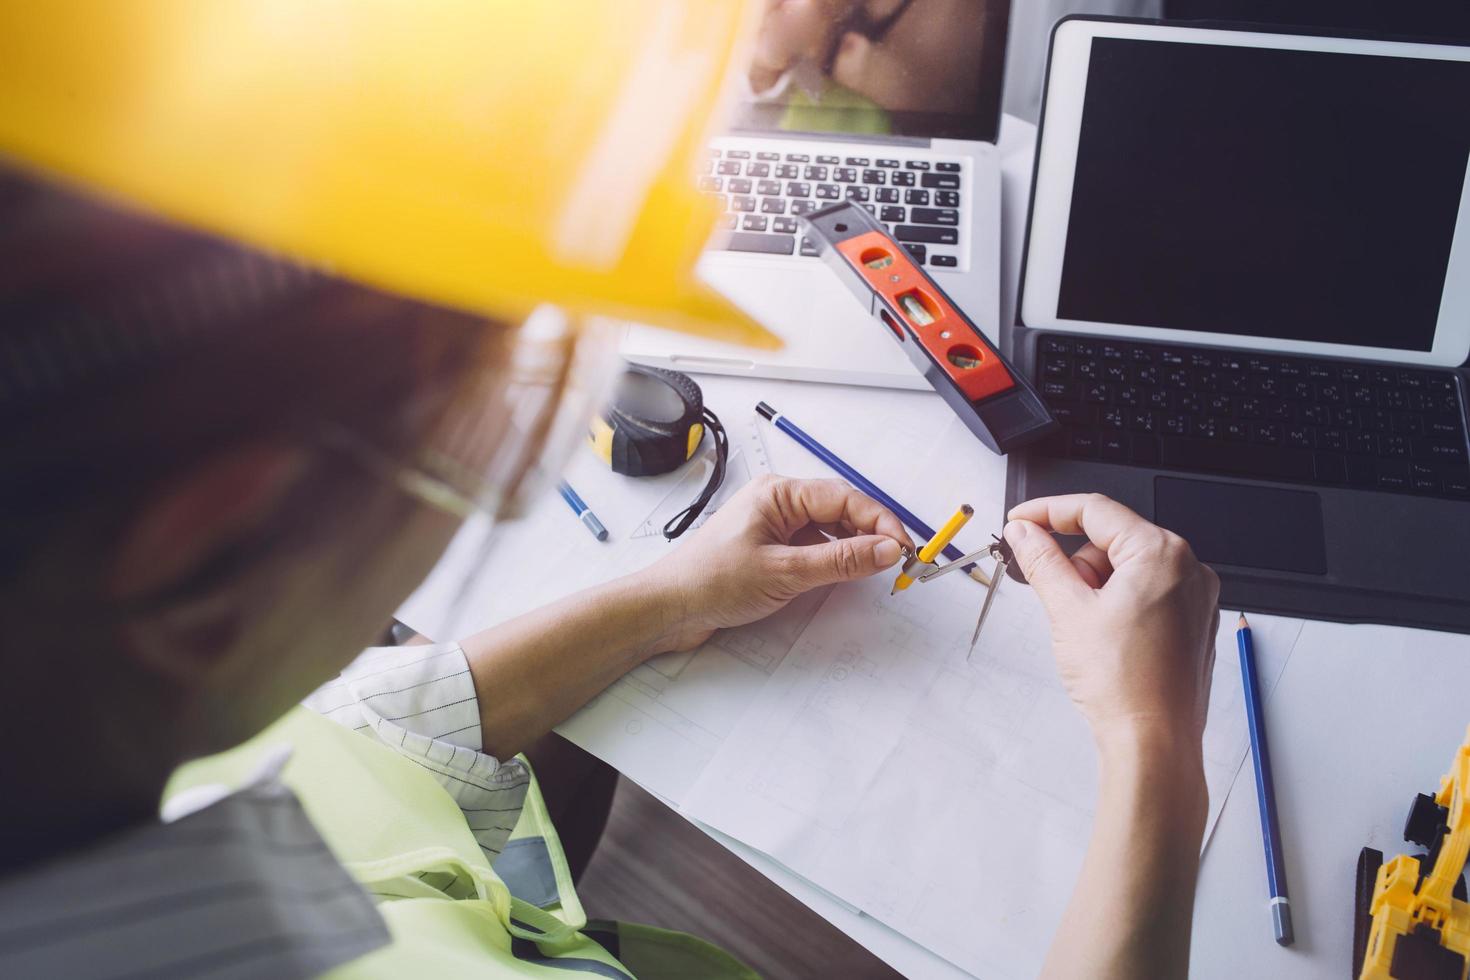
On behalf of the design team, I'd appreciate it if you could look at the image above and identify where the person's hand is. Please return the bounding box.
[749,0,856,93]
[640,475,912,651]
[1004,494,1220,751]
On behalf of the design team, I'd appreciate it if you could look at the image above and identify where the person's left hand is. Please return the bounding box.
[639,475,912,650]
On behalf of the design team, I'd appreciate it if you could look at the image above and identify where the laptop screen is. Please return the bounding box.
[1058,37,1470,353]
[727,0,1010,142]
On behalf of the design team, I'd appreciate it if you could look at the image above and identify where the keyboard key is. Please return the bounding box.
[892,171,917,186]
[935,190,961,207]
[804,165,828,181]
[785,152,810,163]
[707,148,722,158]
[721,232,794,254]
[931,254,958,268]
[741,214,769,232]
[844,185,870,202]
[877,158,900,168]
[717,160,741,176]
[746,162,770,178]
[698,176,723,193]
[833,167,858,182]
[786,181,811,198]
[799,236,820,257]
[815,184,840,200]
[896,225,958,245]
[726,149,750,160]
[1416,439,1466,463]
[936,161,961,172]
[760,197,786,214]
[775,164,800,180]
[718,212,737,229]
[728,177,752,194]
[1069,430,1100,458]
[1315,453,1347,483]
[1377,459,1409,490]
[921,172,961,189]
[1160,438,1315,481]
[756,179,782,196]
[756,150,780,161]
[790,199,818,216]
[911,207,960,226]
[731,195,756,212]
[1100,433,1128,460]
[905,160,931,170]
[905,189,931,206]
[875,187,901,204]
[773,216,798,234]
[817,154,840,164]
[902,243,927,264]
[880,205,905,223]
[846,156,870,166]
[862,169,887,185]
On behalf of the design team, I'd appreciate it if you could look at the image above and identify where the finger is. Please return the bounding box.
[1002,519,1091,615]
[1069,542,1113,589]
[1006,493,1161,567]
[772,478,913,551]
[774,533,904,589]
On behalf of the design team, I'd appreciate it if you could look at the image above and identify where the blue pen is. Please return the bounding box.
[755,401,970,568]
[557,481,608,541]
[1238,613,1294,946]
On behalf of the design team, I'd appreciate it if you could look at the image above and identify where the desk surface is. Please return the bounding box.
[398,115,1470,979]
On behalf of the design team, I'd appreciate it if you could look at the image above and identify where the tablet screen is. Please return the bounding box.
[1057,37,1470,353]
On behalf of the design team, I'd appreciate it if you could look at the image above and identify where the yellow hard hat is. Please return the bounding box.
[0,0,778,348]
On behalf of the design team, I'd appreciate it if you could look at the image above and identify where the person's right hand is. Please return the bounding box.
[1003,494,1220,751]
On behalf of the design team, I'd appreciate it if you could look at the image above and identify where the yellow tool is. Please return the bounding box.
[1354,725,1470,979]
[0,0,778,348]
[892,505,974,594]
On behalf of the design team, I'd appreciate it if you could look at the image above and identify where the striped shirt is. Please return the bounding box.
[0,642,527,978]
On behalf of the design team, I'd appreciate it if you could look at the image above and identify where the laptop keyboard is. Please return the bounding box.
[699,144,965,267]
[1034,333,1470,500]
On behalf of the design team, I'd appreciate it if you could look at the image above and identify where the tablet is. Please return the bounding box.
[1021,19,1470,367]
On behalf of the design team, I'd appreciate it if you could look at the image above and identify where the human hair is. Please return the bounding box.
[0,165,505,629]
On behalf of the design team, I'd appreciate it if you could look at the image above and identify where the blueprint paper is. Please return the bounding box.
[682,569,1302,979]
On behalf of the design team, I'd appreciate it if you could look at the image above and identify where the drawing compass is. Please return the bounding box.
[890,502,1014,660]
[913,536,1014,660]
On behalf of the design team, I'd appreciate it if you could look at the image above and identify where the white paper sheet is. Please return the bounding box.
[682,566,1302,979]
[395,400,830,801]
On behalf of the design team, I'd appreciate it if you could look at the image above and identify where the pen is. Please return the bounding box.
[755,401,974,570]
[1238,613,1294,946]
[892,504,973,594]
[557,480,608,541]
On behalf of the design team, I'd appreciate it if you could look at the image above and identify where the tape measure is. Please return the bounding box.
[589,365,727,539]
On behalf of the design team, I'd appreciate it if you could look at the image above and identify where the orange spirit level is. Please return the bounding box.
[802,202,1057,455]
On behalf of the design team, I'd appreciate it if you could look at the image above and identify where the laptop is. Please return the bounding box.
[1008,17,1470,632]
[623,0,1012,389]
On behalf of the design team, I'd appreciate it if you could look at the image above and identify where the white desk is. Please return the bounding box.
[399,115,1470,978]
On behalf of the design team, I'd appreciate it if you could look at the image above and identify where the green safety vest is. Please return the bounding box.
[168,707,758,980]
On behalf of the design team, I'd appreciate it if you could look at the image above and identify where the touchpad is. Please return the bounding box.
[1154,477,1327,575]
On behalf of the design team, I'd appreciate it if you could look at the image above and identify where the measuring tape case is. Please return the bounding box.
[802,202,1057,455]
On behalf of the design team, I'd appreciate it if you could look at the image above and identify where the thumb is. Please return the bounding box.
[780,534,904,589]
[1003,520,1090,615]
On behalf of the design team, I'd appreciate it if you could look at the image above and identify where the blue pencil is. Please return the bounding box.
[557,480,608,541]
[1237,613,1294,946]
[755,401,969,568]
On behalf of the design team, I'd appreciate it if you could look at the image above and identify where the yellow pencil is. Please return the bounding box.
[892,504,974,594]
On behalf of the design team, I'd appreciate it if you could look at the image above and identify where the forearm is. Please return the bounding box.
[458,569,684,760]
[1041,728,1208,980]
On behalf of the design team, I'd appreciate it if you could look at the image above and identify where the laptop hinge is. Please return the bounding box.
[724,128,931,148]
